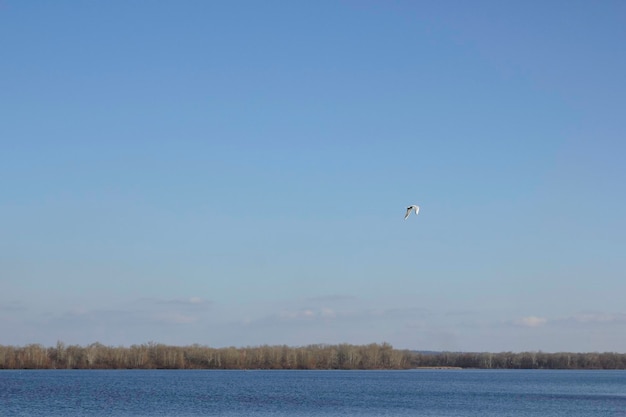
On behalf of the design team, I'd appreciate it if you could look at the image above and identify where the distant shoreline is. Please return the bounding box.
[2,342,625,370]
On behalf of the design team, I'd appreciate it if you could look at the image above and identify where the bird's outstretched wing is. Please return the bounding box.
[404,205,420,220]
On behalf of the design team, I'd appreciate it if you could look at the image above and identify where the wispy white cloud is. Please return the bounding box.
[246,305,429,327]
[504,311,626,330]
[304,294,359,303]
[54,296,210,328]
[188,297,205,305]
[563,312,626,325]
[152,312,197,324]
[277,308,336,321]
[142,296,211,307]
[513,316,548,328]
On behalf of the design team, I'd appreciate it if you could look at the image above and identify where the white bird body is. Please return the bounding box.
[404,205,420,219]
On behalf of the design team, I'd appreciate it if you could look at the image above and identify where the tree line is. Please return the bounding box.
[1,342,626,370]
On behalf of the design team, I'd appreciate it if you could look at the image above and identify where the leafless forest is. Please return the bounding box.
[1,342,626,370]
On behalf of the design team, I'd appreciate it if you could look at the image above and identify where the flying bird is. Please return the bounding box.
[404,205,420,220]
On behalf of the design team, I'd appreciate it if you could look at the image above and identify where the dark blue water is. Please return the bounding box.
[1,370,625,416]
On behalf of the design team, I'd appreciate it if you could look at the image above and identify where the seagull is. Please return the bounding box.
[404,205,420,220]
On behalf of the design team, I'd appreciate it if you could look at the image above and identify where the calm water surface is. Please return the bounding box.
[1,369,625,416]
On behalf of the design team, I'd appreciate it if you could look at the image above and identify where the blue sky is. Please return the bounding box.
[1,1,625,352]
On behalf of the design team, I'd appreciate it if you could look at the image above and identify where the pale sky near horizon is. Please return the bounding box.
[1,1,625,353]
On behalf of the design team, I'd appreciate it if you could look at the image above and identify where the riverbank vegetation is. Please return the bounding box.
[1,342,625,370]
